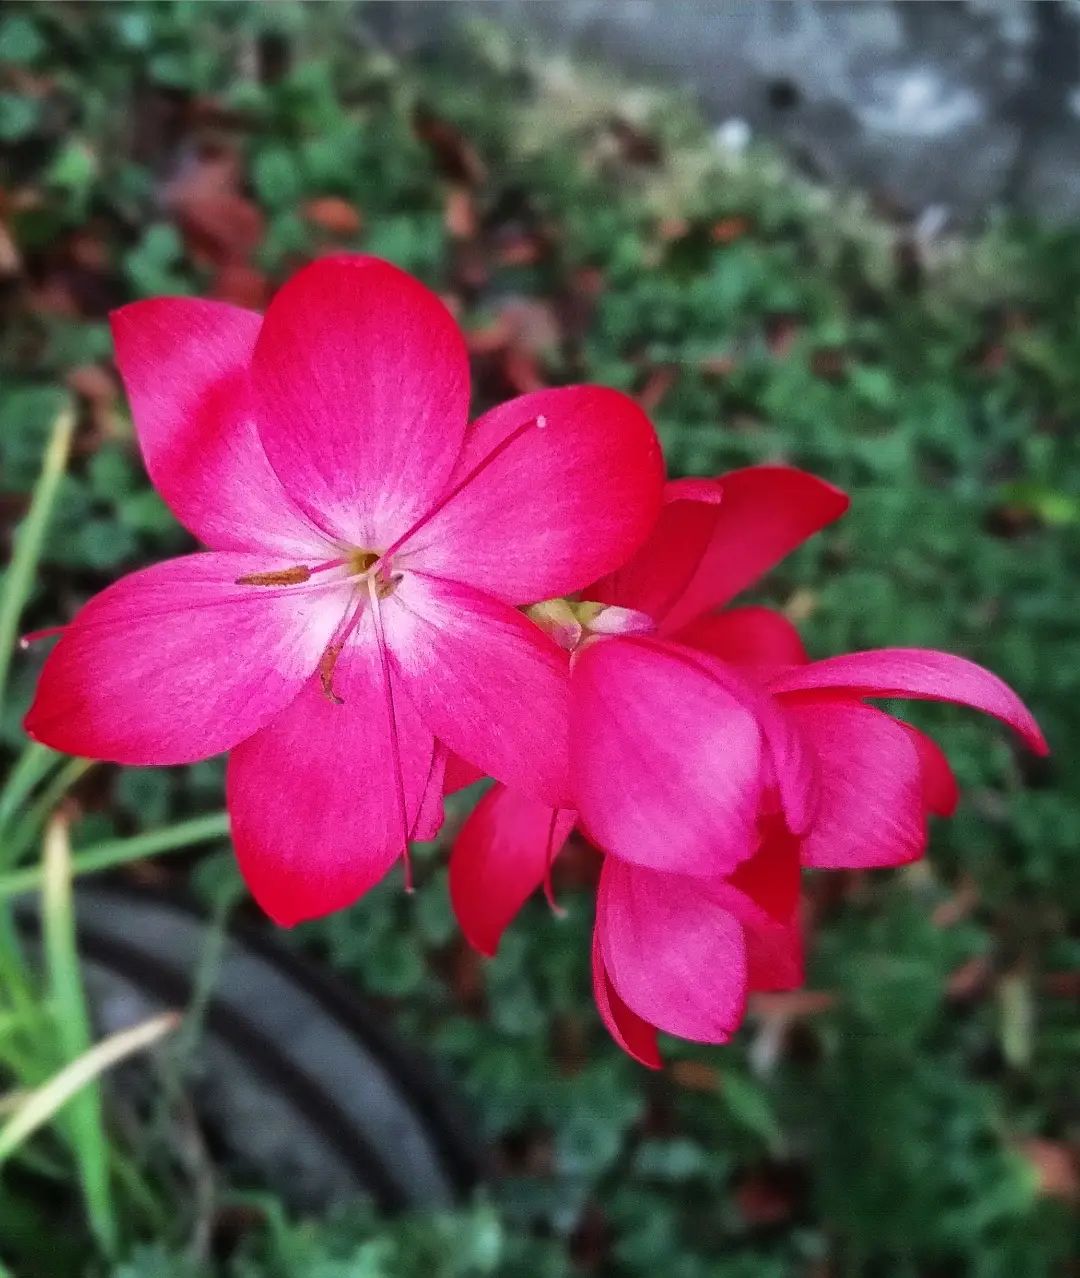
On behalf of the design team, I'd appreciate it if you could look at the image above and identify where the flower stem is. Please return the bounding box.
[0,813,231,902]
[1,758,95,869]
[42,815,116,1256]
[0,405,75,714]
[0,742,62,837]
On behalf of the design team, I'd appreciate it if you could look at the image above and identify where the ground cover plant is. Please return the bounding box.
[0,4,1077,1275]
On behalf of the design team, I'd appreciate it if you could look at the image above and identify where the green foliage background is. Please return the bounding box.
[0,4,1077,1275]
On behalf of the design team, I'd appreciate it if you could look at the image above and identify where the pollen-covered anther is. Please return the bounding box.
[374,571,402,600]
[318,641,345,704]
[236,565,312,587]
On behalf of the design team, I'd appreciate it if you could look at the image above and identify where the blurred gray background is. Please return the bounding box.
[371,0,1080,221]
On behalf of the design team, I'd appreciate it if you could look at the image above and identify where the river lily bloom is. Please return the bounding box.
[452,466,850,950]
[449,466,1046,1061]
[24,254,664,924]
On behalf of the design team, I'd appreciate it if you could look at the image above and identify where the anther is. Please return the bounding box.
[19,625,66,649]
[318,642,345,704]
[236,565,312,587]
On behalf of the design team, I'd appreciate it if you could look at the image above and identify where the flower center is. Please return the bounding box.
[525,598,656,651]
[348,548,380,576]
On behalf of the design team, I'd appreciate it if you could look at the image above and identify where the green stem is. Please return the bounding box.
[0,909,37,1025]
[0,813,230,902]
[1,758,95,869]
[0,405,74,713]
[0,742,62,837]
[42,816,116,1256]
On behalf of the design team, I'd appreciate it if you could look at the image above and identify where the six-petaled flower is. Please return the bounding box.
[25,255,663,924]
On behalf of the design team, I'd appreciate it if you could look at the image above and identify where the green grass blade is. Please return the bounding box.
[41,815,116,1257]
[0,742,61,837]
[0,812,231,903]
[0,909,37,1026]
[1,757,94,869]
[0,405,75,714]
[0,1011,179,1166]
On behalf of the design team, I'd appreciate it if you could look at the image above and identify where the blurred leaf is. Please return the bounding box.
[0,92,38,141]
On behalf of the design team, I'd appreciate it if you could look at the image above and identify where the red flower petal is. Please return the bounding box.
[589,477,723,621]
[659,466,849,633]
[410,746,448,842]
[252,255,470,548]
[781,698,927,869]
[900,722,959,817]
[571,637,763,875]
[442,747,485,794]
[228,616,434,925]
[591,926,661,1068]
[668,643,817,835]
[674,606,808,669]
[385,573,571,806]
[596,857,748,1043]
[450,783,575,956]
[768,647,1047,755]
[110,299,327,556]
[728,826,804,991]
[25,554,342,764]
[403,386,664,604]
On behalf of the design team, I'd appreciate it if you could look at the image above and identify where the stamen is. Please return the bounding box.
[376,413,549,566]
[525,599,582,652]
[318,643,345,704]
[236,565,312,587]
[19,625,66,649]
[317,595,366,704]
[310,557,349,575]
[367,575,413,893]
[235,556,349,588]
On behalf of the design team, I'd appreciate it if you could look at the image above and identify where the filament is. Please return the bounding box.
[376,413,547,568]
[367,574,413,892]
[542,807,567,918]
[317,594,366,704]
[19,625,66,649]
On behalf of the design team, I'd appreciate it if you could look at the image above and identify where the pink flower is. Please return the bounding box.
[453,469,848,918]
[25,255,664,924]
[450,466,1047,1061]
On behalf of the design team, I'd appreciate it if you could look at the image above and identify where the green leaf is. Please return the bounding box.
[0,405,74,713]
[40,817,117,1255]
[0,93,39,141]
[719,1070,781,1147]
[253,147,303,209]
[0,16,45,65]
